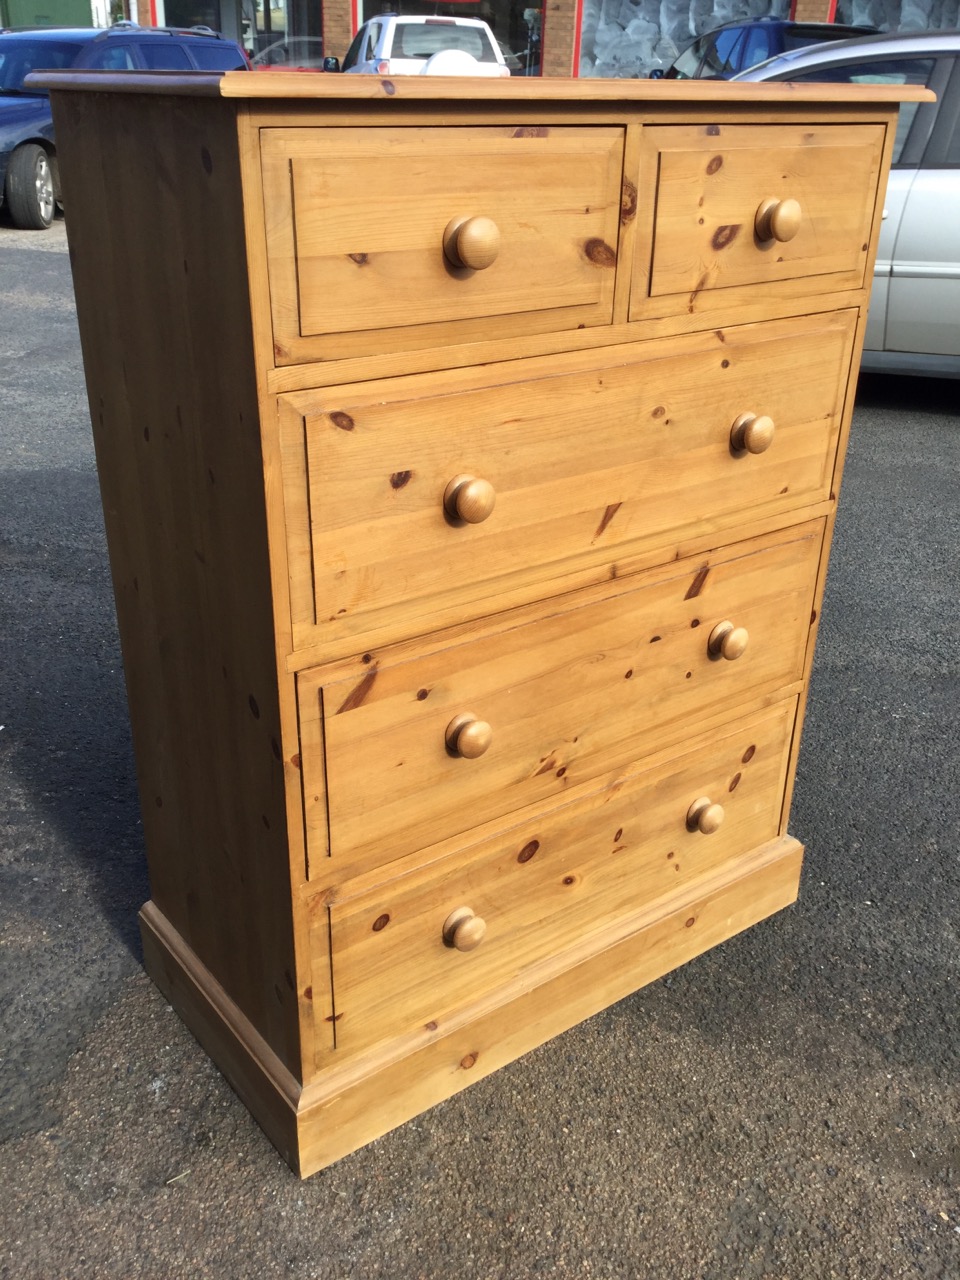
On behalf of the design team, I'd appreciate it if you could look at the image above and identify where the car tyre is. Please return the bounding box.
[5,143,56,230]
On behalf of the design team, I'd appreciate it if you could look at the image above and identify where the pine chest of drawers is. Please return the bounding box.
[42,70,927,1177]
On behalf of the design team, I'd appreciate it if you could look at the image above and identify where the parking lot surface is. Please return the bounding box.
[1,217,958,1279]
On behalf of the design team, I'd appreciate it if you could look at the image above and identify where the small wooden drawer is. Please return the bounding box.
[280,311,852,656]
[311,700,796,1058]
[298,524,820,877]
[630,123,885,321]
[260,126,624,366]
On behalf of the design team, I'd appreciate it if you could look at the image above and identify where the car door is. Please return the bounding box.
[885,57,960,358]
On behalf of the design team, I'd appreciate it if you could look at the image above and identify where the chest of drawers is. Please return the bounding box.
[42,71,927,1177]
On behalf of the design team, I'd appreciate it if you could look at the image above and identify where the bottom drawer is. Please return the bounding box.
[312,699,797,1060]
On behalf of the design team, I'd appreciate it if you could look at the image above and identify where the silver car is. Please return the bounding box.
[735,30,960,378]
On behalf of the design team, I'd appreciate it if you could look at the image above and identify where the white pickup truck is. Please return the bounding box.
[332,14,511,77]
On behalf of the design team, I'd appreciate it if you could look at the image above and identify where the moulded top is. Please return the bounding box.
[27,68,935,106]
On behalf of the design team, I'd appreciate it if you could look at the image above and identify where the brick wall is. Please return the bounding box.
[790,0,837,20]
[543,0,580,76]
[322,0,355,63]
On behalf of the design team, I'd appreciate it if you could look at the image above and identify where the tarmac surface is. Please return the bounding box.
[1,215,958,1279]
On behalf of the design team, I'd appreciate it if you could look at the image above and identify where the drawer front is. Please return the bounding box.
[315,701,796,1057]
[299,525,820,876]
[631,123,885,319]
[281,311,853,654]
[261,126,624,365]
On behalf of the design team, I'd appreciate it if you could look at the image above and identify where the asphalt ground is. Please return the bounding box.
[1,214,958,1280]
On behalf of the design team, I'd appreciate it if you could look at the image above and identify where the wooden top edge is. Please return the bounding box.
[28,69,935,105]
[26,69,226,95]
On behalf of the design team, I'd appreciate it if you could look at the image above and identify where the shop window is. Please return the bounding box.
[359,0,542,75]
[239,0,322,58]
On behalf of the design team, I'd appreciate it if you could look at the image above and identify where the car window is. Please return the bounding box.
[787,57,936,163]
[946,121,960,164]
[782,26,854,51]
[391,22,497,63]
[0,38,87,91]
[85,44,137,71]
[341,29,365,71]
[139,43,193,70]
[741,27,771,71]
[932,64,960,165]
[185,43,246,70]
[363,22,382,61]
[670,36,706,79]
[702,29,744,78]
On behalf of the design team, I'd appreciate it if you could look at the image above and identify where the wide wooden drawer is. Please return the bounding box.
[312,700,797,1057]
[280,310,853,656]
[261,126,624,366]
[299,524,821,877]
[630,123,885,321]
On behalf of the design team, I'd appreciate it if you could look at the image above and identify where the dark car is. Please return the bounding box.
[0,24,248,229]
[653,17,878,80]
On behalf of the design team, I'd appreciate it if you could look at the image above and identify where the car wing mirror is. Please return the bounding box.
[322,56,341,72]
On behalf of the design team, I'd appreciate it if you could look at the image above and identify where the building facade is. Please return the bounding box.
[128,0,956,77]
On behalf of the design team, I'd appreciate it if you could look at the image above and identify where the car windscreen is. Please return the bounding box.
[0,38,86,92]
[391,23,497,63]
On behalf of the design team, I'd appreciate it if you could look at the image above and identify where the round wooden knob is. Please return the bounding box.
[443,474,496,525]
[755,197,802,243]
[708,620,749,661]
[687,796,725,834]
[445,713,493,759]
[443,215,501,271]
[730,412,775,455]
[443,906,487,952]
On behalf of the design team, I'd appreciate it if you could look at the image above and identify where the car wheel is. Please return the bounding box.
[5,144,56,230]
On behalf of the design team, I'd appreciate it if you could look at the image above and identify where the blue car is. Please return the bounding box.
[653,18,878,80]
[0,24,248,229]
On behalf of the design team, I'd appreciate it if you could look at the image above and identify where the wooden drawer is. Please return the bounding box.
[261,126,624,366]
[280,310,853,656]
[299,524,821,877]
[312,700,796,1058]
[630,123,885,321]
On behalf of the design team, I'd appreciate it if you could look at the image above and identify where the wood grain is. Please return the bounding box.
[261,126,622,357]
[296,834,804,1173]
[279,310,853,655]
[632,123,886,319]
[321,701,795,1058]
[45,75,907,1176]
[301,524,821,873]
[49,88,304,1074]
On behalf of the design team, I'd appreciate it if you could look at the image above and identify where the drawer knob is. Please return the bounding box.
[443,474,496,525]
[755,197,802,244]
[708,620,749,661]
[443,906,487,952]
[687,796,725,834]
[730,412,775,455]
[443,215,501,271]
[445,713,493,759]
